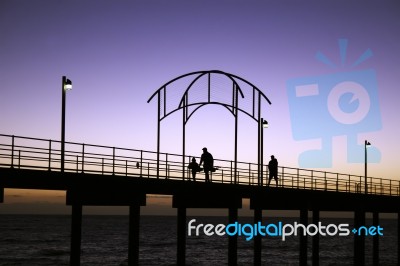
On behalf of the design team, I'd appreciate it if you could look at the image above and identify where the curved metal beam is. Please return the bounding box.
[148,70,262,104]
[160,101,258,123]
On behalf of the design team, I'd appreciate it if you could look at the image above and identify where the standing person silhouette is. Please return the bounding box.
[268,155,278,187]
[188,157,200,181]
[199,147,213,182]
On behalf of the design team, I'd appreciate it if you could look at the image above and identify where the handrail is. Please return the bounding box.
[0,133,399,196]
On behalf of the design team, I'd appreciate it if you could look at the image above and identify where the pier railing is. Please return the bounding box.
[0,134,399,196]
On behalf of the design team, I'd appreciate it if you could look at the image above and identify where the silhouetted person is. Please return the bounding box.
[268,155,278,187]
[188,157,201,181]
[199,147,214,182]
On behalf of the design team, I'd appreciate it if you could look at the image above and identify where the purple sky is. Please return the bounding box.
[1,1,399,214]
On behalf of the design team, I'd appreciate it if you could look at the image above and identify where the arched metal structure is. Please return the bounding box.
[147,70,272,183]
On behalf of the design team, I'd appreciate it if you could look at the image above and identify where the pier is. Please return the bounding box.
[1,133,400,265]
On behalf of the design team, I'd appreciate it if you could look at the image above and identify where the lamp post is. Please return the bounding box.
[61,76,72,172]
[259,118,268,185]
[364,140,371,194]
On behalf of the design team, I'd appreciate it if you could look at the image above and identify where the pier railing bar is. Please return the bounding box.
[0,133,399,196]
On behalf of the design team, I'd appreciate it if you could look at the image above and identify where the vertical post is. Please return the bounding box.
[311,170,314,190]
[140,150,143,177]
[336,173,339,192]
[234,87,238,184]
[157,91,161,179]
[81,144,85,173]
[228,207,238,265]
[260,118,264,186]
[61,76,66,173]
[177,207,186,266]
[248,163,251,185]
[76,156,79,173]
[398,212,400,266]
[312,209,319,266]
[230,161,233,184]
[182,94,186,180]
[300,208,308,266]
[165,153,168,179]
[373,212,379,266]
[354,210,365,265]
[128,204,140,266]
[112,147,115,175]
[365,140,368,194]
[257,94,261,186]
[0,187,4,203]
[254,208,262,266]
[70,204,82,266]
[48,139,52,170]
[11,135,14,168]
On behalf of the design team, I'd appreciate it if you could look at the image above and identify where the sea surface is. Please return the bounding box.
[0,215,398,265]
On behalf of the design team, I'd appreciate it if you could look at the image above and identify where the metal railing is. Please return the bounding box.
[0,134,399,196]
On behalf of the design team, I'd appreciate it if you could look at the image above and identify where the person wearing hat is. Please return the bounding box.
[267,155,278,187]
[199,147,214,182]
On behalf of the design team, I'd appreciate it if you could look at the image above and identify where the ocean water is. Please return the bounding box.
[0,215,398,265]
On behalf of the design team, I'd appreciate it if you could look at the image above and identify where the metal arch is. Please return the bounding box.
[147,70,248,104]
[147,70,272,183]
[147,69,272,123]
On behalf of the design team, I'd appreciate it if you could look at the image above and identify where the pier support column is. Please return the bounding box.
[70,204,82,266]
[398,212,400,266]
[254,208,262,266]
[354,210,365,266]
[312,210,319,266]
[177,207,186,266]
[300,208,308,266]
[228,207,238,266]
[372,212,379,266]
[128,204,140,266]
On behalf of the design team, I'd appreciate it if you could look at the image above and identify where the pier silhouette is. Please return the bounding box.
[1,70,399,265]
[0,133,399,265]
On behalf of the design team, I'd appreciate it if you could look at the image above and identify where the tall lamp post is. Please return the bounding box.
[364,140,371,194]
[61,76,72,172]
[259,118,268,185]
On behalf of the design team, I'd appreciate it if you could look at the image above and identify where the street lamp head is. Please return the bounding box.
[262,120,269,128]
[365,140,371,147]
[64,79,72,91]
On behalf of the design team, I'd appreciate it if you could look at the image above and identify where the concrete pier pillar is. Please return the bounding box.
[228,207,238,266]
[312,209,319,266]
[300,208,308,266]
[128,204,140,266]
[177,207,186,266]
[254,208,262,266]
[70,204,82,266]
[372,212,379,266]
[398,212,400,266]
[354,210,365,266]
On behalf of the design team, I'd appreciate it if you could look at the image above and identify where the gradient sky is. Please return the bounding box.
[1,1,399,214]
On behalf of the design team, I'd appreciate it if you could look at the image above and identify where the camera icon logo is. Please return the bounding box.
[286,39,382,168]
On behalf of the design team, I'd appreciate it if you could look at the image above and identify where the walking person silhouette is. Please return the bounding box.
[199,147,214,182]
[267,155,278,187]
